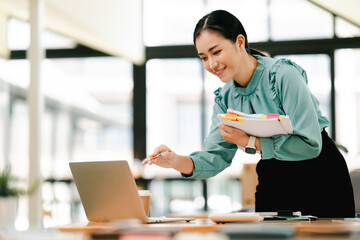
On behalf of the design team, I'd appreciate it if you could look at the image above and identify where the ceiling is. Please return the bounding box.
[308,0,360,27]
[0,0,144,64]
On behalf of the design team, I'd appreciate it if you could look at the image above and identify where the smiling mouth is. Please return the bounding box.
[214,67,225,76]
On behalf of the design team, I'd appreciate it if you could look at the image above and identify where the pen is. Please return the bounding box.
[143,150,171,165]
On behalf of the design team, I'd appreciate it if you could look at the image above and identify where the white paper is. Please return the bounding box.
[217,111,293,137]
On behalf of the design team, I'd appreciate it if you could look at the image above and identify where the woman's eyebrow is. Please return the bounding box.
[198,44,219,56]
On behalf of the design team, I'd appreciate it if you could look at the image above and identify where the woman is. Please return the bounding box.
[142,10,354,218]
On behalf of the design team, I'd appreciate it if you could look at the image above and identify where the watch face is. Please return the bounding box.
[245,147,256,154]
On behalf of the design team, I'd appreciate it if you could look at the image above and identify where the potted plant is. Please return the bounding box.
[0,165,38,228]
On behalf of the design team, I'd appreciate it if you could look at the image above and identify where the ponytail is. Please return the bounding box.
[247,48,266,57]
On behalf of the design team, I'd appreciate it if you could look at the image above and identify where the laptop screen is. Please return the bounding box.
[69,160,147,223]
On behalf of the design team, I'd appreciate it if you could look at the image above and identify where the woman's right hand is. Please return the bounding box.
[142,144,194,175]
[142,144,178,168]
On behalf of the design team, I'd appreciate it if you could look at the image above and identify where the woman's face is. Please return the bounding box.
[196,30,243,83]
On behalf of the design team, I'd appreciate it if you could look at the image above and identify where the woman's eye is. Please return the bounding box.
[200,57,207,61]
[214,50,221,55]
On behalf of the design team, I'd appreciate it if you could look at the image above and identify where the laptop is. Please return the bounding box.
[69,160,195,224]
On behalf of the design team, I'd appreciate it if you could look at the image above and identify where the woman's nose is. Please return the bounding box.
[209,57,218,70]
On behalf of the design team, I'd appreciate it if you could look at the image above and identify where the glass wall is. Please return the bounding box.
[270,0,333,40]
[0,79,9,167]
[143,0,204,46]
[0,55,133,227]
[143,0,269,46]
[335,49,360,170]
[335,17,360,38]
[145,58,203,179]
[44,57,133,167]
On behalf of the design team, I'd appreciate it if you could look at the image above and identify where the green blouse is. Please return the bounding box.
[185,55,329,179]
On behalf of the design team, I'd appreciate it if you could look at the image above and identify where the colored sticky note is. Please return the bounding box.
[267,114,280,119]
[224,112,238,121]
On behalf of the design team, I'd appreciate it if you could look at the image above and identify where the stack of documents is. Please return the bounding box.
[217,109,293,137]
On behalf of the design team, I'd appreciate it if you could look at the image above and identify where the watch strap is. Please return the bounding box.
[247,136,256,148]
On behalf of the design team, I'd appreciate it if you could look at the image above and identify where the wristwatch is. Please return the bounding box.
[245,136,256,154]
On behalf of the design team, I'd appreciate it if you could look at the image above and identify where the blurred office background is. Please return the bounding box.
[0,0,360,230]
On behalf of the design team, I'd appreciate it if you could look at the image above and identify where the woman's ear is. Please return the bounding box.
[236,34,246,50]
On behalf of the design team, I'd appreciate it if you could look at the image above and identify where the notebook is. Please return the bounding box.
[69,160,195,224]
[217,109,293,137]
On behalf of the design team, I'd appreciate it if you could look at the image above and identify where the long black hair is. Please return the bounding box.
[193,10,265,56]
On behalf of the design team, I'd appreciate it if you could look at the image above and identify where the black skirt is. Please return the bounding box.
[255,130,355,218]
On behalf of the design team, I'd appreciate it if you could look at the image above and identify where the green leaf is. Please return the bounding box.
[0,165,38,197]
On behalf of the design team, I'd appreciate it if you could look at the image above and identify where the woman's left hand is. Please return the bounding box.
[217,122,249,147]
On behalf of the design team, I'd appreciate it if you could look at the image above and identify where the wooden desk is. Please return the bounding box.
[55,219,360,240]
[55,221,115,234]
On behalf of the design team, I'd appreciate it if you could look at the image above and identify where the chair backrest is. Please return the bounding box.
[241,163,258,209]
[350,170,360,214]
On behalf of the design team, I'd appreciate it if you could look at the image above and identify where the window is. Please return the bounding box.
[0,77,9,166]
[146,59,203,163]
[335,49,360,170]
[143,0,204,46]
[206,0,269,43]
[335,17,360,38]
[143,0,269,46]
[0,56,133,227]
[44,57,133,170]
[270,0,333,40]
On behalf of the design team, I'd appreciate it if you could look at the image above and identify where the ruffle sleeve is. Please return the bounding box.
[260,58,324,160]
